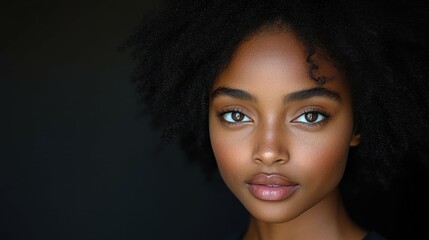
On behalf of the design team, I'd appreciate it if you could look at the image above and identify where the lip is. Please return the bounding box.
[246,173,299,201]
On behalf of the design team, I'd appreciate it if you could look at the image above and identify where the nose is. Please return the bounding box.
[252,119,289,165]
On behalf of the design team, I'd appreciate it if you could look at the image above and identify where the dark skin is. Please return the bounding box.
[209,28,364,240]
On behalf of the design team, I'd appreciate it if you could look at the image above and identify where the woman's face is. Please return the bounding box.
[208,29,360,223]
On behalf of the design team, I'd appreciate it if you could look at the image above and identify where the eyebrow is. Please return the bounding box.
[284,87,341,103]
[211,87,257,102]
[211,86,341,103]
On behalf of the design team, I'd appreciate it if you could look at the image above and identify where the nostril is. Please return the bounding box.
[253,156,288,165]
[274,159,286,165]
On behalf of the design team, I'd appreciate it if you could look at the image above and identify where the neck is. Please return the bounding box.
[242,189,366,240]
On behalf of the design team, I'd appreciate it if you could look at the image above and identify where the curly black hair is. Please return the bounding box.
[127,0,428,204]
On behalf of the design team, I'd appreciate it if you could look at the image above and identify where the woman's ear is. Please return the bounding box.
[350,132,361,147]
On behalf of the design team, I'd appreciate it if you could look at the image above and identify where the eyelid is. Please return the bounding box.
[216,106,253,125]
[216,106,249,117]
[291,107,330,126]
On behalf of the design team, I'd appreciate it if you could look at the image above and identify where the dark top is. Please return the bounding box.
[363,231,386,240]
[226,230,385,240]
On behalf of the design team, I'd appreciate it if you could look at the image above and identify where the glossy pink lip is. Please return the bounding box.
[246,173,299,201]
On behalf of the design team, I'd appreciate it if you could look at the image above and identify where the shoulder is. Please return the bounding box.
[223,229,245,240]
[363,231,386,240]
[223,230,386,240]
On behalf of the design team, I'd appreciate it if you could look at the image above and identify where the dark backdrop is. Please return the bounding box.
[1,1,248,239]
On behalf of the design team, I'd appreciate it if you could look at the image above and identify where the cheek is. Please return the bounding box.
[210,134,237,171]
[295,127,352,187]
[310,140,349,173]
[209,116,251,182]
[210,127,242,172]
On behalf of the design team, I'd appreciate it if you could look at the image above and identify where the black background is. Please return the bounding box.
[1,1,247,239]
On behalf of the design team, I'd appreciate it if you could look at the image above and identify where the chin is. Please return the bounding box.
[243,200,305,224]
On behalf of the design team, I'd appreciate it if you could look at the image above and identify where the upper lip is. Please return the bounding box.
[246,173,298,186]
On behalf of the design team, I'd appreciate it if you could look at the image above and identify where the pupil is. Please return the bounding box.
[232,112,244,121]
[305,112,317,122]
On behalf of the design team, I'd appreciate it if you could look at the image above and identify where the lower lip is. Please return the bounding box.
[247,184,299,201]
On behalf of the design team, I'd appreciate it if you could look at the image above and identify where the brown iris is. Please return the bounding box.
[232,112,245,121]
[305,112,318,122]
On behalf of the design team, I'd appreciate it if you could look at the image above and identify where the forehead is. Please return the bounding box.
[223,29,309,81]
[212,29,349,105]
[213,29,346,94]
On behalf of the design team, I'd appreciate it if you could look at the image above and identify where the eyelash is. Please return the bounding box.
[216,108,252,126]
[216,107,331,127]
[292,108,330,127]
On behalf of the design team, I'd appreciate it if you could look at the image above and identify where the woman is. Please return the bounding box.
[126,0,429,239]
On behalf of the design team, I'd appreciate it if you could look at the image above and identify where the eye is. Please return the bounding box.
[220,111,252,124]
[293,111,328,125]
